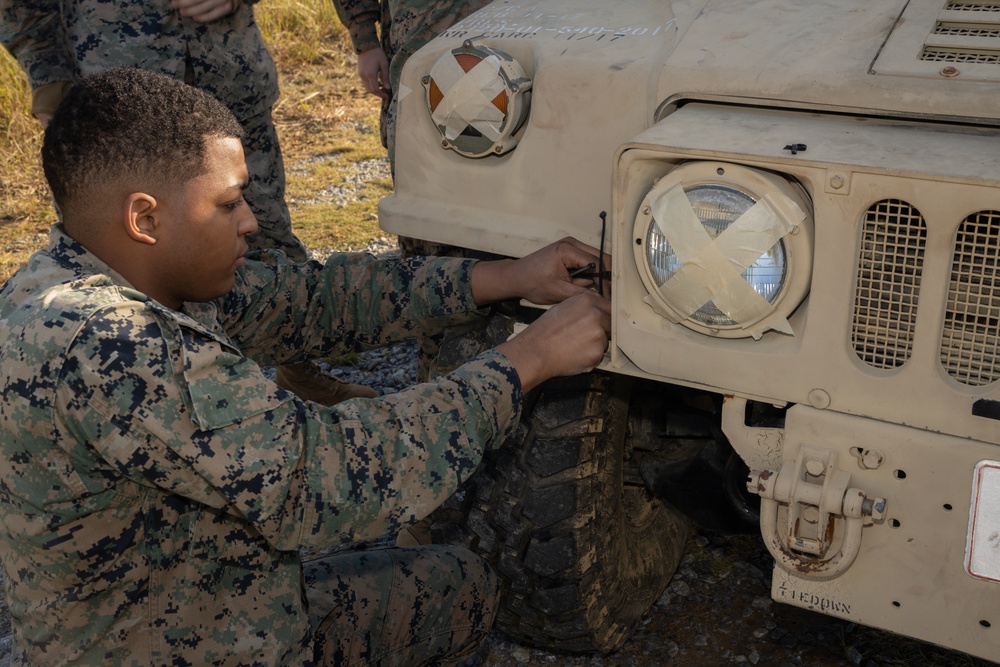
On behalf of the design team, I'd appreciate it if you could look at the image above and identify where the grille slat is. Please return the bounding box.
[920,47,1000,62]
[934,22,1000,37]
[946,1,1000,11]
[852,200,927,369]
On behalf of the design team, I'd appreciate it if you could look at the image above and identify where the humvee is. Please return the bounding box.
[379,0,1000,661]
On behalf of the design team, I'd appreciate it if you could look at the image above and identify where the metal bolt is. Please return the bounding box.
[860,448,884,470]
[862,497,888,522]
[940,66,959,77]
[830,175,845,190]
[746,469,774,495]
[421,75,431,85]
[805,458,826,477]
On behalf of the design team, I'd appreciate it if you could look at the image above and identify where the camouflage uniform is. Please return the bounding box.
[0,225,523,665]
[332,0,491,162]
[0,1,308,261]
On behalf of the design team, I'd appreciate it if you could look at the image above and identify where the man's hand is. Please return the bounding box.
[471,237,611,307]
[171,0,235,23]
[470,237,614,391]
[496,291,612,393]
[357,47,391,100]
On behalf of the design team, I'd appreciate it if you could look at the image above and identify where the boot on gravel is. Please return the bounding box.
[275,362,377,405]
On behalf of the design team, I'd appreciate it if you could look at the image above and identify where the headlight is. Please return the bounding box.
[633,162,813,340]
[423,40,532,158]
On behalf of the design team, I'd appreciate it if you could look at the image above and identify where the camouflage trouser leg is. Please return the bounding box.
[383,94,397,171]
[241,108,310,262]
[304,545,499,666]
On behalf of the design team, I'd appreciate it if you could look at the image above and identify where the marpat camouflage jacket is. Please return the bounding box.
[0,226,522,666]
[0,0,278,120]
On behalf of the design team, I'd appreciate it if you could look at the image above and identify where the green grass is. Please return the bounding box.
[0,0,389,283]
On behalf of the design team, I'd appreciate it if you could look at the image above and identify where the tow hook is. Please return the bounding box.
[747,446,887,581]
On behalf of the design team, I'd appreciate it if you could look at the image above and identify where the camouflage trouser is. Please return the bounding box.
[383,95,398,170]
[241,108,310,262]
[304,544,499,666]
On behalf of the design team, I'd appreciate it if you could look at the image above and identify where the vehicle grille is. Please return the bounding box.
[852,200,927,369]
[920,1,1000,62]
[941,210,1000,386]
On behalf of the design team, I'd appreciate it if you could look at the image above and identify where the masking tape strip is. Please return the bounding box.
[650,182,803,334]
[651,183,752,321]
[429,52,506,141]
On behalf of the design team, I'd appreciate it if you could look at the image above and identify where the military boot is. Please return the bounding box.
[395,516,434,547]
[275,362,378,405]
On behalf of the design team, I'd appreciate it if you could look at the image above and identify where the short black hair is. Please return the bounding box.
[42,67,244,213]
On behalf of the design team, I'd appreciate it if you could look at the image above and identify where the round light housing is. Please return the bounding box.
[423,41,531,158]
[633,162,813,339]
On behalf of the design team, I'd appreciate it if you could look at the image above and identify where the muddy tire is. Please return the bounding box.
[432,371,687,653]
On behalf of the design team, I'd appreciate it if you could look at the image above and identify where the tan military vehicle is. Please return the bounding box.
[380,0,1000,661]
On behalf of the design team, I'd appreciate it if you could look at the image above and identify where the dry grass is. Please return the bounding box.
[0,49,54,281]
[0,0,388,284]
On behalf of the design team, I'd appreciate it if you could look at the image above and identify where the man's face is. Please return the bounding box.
[154,136,259,307]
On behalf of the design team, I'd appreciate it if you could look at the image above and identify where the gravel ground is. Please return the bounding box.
[472,530,989,667]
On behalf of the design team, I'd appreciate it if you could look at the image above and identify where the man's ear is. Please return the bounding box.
[123,192,159,245]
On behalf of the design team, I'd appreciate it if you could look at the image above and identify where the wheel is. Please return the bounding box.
[432,371,687,653]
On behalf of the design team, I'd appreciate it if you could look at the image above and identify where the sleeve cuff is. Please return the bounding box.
[348,17,381,54]
[353,35,382,54]
[447,349,524,449]
[31,81,73,117]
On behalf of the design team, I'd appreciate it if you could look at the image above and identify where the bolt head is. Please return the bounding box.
[863,497,888,522]
[860,448,884,470]
[805,458,826,477]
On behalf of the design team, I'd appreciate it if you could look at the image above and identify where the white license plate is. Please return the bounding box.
[966,460,1000,582]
